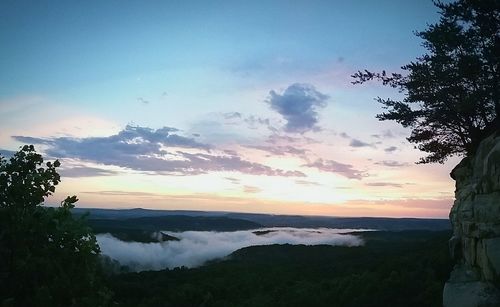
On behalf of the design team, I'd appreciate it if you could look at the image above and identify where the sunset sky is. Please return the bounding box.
[0,0,459,218]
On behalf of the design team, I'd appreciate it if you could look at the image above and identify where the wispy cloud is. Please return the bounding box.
[224,177,241,184]
[222,112,242,120]
[0,149,16,158]
[371,130,396,139]
[59,166,118,177]
[189,112,278,144]
[222,112,278,132]
[243,185,262,193]
[303,158,366,179]
[375,160,410,167]
[243,115,278,132]
[176,151,306,177]
[265,134,320,145]
[349,138,373,148]
[137,97,149,104]
[81,190,159,197]
[246,144,307,157]
[338,133,374,148]
[365,182,403,188]
[384,146,398,153]
[267,83,329,133]
[12,136,54,145]
[295,180,322,186]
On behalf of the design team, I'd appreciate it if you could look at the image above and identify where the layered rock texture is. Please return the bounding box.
[444,132,500,307]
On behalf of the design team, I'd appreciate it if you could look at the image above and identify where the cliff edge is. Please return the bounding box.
[444,132,500,307]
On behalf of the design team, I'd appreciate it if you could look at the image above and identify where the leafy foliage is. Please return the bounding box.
[352,0,500,163]
[0,145,111,306]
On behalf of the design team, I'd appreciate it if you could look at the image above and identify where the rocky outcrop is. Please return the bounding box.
[444,132,500,307]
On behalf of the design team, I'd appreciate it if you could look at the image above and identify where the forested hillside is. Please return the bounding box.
[108,230,452,307]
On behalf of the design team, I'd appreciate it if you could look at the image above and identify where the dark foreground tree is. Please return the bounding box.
[0,145,111,306]
[353,0,499,163]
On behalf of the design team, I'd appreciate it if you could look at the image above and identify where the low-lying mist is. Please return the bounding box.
[97,228,365,271]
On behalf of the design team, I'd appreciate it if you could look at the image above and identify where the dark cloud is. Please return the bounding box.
[14,124,209,154]
[375,160,410,167]
[267,83,329,133]
[349,139,373,148]
[303,159,366,180]
[384,146,398,153]
[339,132,350,139]
[365,182,403,188]
[58,166,118,177]
[12,125,304,177]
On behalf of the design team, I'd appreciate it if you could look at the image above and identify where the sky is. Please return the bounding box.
[0,0,459,218]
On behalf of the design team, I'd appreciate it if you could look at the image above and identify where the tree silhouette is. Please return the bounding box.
[353,0,499,163]
[0,145,111,306]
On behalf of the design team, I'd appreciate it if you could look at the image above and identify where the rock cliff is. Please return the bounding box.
[444,132,500,307]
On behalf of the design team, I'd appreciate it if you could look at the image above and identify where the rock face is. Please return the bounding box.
[444,132,500,307]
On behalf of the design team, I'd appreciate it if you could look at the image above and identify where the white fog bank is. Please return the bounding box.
[97,228,366,271]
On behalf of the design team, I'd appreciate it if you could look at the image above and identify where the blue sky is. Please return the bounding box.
[0,1,458,217]
[1,0,436,95]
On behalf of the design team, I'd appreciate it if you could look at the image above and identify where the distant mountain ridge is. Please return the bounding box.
[84,214,262,243]
[72,207,450,231]
[89,215,262,233]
